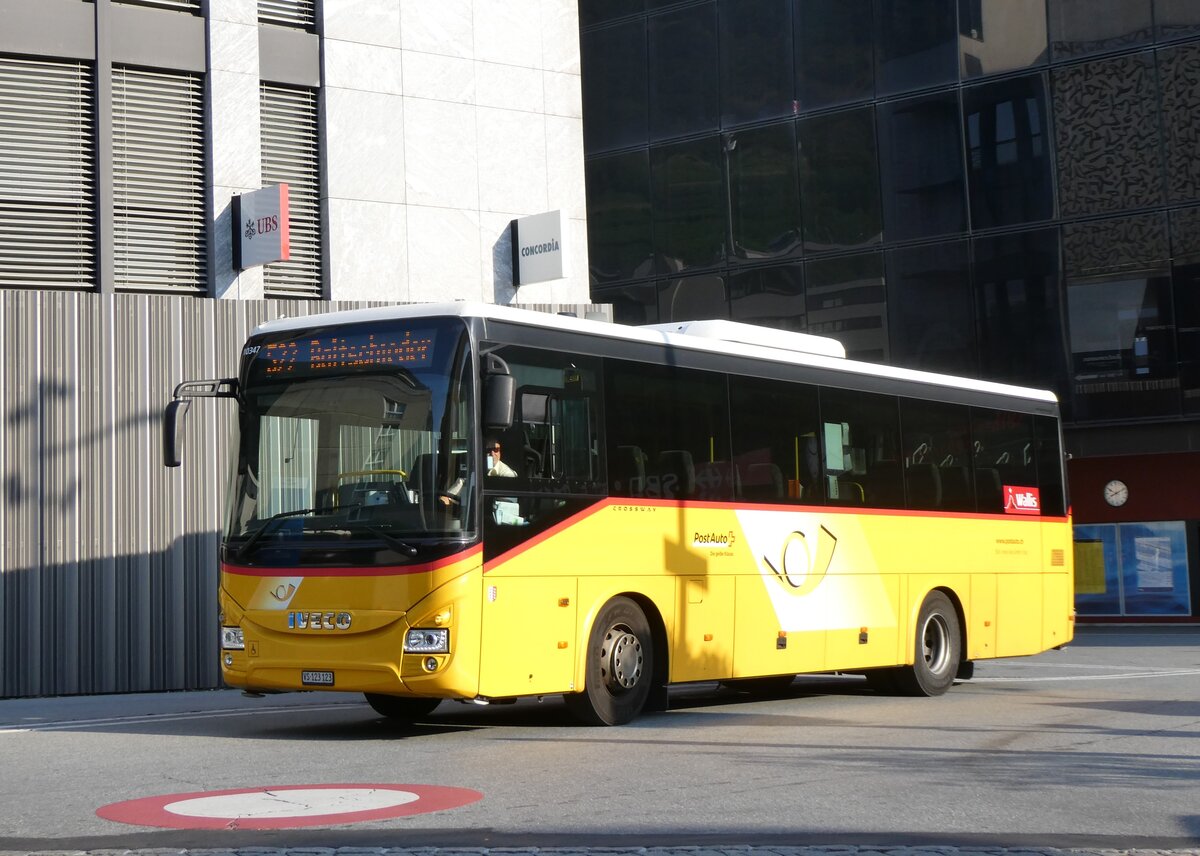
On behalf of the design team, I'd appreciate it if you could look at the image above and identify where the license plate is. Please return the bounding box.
[301,670,334,686]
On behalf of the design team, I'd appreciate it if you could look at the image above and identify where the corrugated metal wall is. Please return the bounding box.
[0,292,609,698]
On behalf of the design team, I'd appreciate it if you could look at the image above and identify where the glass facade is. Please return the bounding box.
[580,0,1200,619]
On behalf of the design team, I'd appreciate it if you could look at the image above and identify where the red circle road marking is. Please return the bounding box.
[96,784,482,830]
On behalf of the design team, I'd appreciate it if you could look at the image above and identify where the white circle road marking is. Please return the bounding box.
[164,787,420,819]
[97,784,483,830]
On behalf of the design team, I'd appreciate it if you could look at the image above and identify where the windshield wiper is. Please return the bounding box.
[342,521,419,557]
[234,505,356,561]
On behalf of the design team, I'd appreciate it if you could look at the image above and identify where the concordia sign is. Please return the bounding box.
[510,209,564,286]
[233,184,291,270]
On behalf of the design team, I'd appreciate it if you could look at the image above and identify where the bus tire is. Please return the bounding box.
[364,693,441,722]
[565,596,653,726]
[895,591,961,697]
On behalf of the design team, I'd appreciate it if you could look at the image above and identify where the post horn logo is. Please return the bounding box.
[763,525,837,596]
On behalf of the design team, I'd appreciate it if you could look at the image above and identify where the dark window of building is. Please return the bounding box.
[650,138,727,274]
[874,0,958,96]
[601,283,660,326]
[648,4,719,141]
[877,92,968,241]
[806,252,888,362]
[605,361,732,500]
[899,398,975,511]
[959,0,1048,78]
[585,151,654,285]
[658,274,729,322]
[974,228,1067,394]
[885,240,977,376]
[798,107,883,252]
[970,408,1036,513]
[963,73,1054,228]
[0,56,94,290]
[819,387,903,508]
[1065,214,1178,421]
[1156,0,1200,41]
[261,84,322,298]
[719,0,795,125]
[727,124,801,262]
[1052,53,1164,218]
[579,0,642,27]
[1047,0,1153,59]
[580,20,647,153]
[730,264,805,331]
[795,0,875,110]
[1171,207,1200,414]
[731,375,822,503]
[1158,43,1200,205]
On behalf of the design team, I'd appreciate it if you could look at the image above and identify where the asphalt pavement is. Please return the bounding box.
[2,846,1200,856]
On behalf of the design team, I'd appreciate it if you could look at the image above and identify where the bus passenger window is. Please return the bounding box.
[730,375,821,504]
[819,387,903,508]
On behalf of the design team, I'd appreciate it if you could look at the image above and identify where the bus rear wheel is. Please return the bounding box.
[565,597,653,726]
[364,693,441,722]
[895,591,961,697]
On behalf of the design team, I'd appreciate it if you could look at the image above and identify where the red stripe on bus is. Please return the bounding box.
[222,544,481,577]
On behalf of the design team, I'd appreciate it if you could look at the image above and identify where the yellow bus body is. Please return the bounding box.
[219,499,1073,699]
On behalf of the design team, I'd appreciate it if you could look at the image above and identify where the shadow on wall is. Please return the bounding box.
[0,532,223,699]
[492,223,517,304]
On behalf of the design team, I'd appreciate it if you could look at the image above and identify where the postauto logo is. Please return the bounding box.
[693,530,736,548]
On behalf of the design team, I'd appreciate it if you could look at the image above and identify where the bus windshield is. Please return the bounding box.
[224,318,476,566]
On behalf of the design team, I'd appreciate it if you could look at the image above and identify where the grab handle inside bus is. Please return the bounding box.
[163,378,239,468]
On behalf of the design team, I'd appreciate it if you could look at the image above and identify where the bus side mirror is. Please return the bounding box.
[163,398,191,468]
[162,377,238,467]
[482,353,514,431]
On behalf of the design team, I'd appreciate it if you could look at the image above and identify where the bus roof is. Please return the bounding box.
[251,301,1058,405]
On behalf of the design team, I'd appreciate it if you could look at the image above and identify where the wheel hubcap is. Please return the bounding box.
[601,627,643,691]
[922,614,951,675]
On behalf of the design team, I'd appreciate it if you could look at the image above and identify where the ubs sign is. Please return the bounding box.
[233,184,291,270]
[510,210,564,286]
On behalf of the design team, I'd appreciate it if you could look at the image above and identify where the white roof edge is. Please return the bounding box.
[641,319,847,359]
[250,301,1058,406]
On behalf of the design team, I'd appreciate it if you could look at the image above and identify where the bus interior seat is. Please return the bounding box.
[976,467,1003,511]
[836,478,865,504]
[939,465,971,509]
[905,462,942,509]
[657,449,696,499]
[612,445,647,496]
[866,460,903,507]
[695,460,738,500]
[744,462,785,500]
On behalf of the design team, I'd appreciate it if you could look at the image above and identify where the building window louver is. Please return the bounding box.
[114,1,202,12]
[259,0,317,29]
[261,83,322,299]
[0,57,95,290]
[112,66,206,293]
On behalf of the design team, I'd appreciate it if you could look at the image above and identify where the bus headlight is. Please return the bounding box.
[221,627,245,650]
[405,628,449,654]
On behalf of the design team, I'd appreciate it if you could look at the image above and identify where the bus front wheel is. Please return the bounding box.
[895,591,961,697]
[364,693,441,722]
[565,597,653,726]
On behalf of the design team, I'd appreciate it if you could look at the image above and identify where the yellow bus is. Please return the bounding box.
[165,303,1073,725]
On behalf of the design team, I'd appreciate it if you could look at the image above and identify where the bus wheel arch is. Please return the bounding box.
[565,594,663,725]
